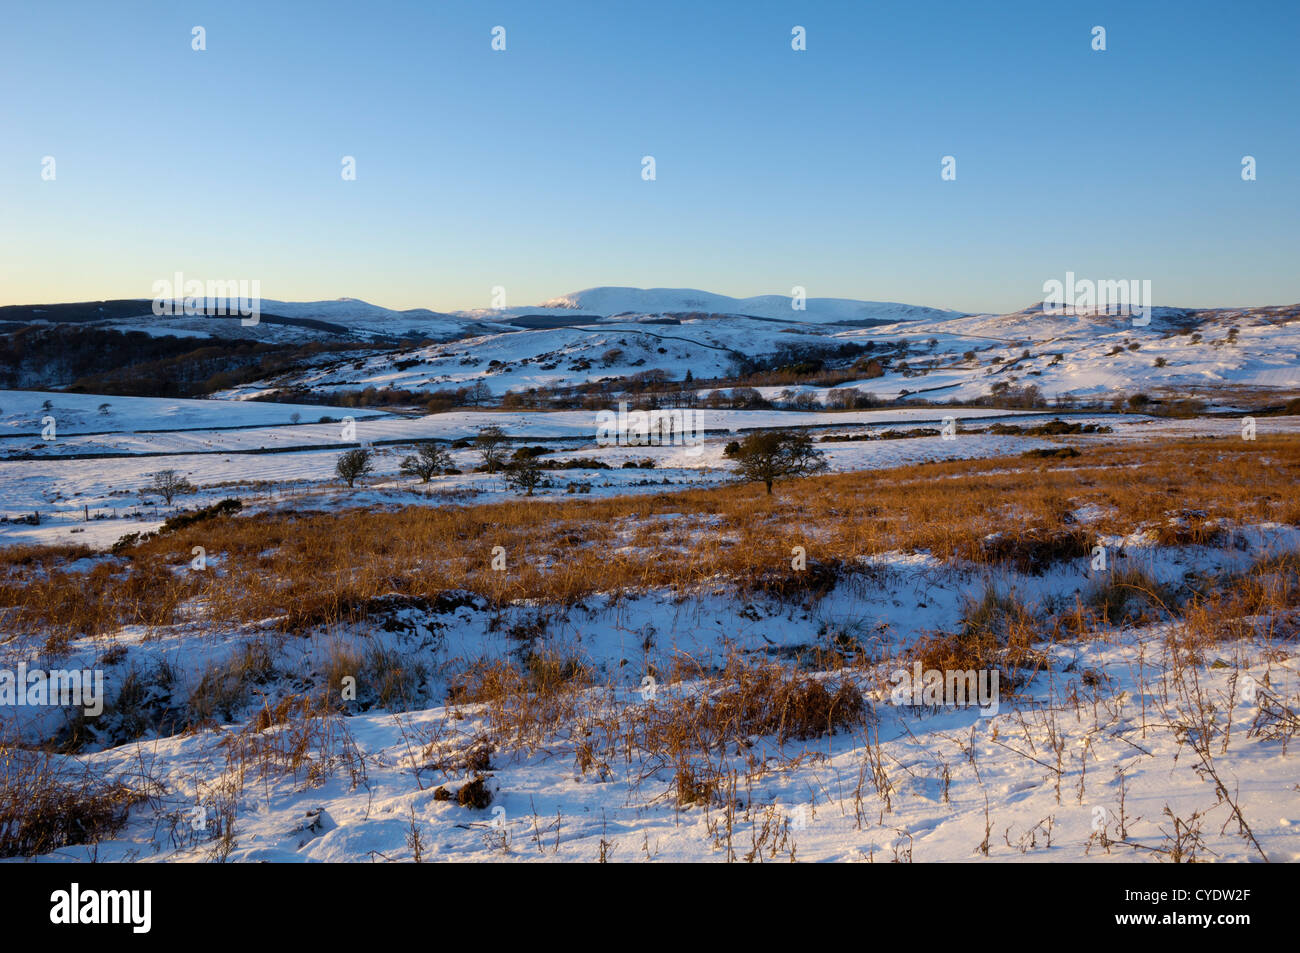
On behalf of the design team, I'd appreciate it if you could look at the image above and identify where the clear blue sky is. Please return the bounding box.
[2,0,1297,313]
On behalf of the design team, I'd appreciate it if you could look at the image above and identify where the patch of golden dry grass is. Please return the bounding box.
[2,435,1297,645]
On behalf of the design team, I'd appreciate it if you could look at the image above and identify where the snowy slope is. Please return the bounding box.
[7,290,1298,403]
[224,316,823,399]
[6,522,1299,863]
[828,302,1300,402]
[0,390,374,436]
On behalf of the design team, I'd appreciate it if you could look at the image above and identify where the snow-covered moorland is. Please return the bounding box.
[2,287,1298,863]
[2,416,1298,863]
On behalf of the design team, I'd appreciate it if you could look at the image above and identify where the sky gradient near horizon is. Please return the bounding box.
[2,0,1298,314]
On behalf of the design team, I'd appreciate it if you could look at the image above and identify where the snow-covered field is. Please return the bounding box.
[2,286,1298,865]
[5,521,1297,863]
[0,390,374,436]
[4,388,1300,552]
[0,395,1049,548]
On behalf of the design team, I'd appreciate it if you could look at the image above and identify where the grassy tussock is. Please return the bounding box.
[959,527,1092,575]
[217,692,367,791]
[0,744,146,858]
[190,641,276,723]
[1085,567,1174,627]
[912,586,1046,690]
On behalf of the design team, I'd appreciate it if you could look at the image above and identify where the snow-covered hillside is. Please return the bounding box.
[831,302,1300,403]
[215,294,1300,404]
[4,289,1297,404]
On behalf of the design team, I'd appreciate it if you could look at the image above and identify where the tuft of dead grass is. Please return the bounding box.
[0,744,147,859]
[912,586,1046,691]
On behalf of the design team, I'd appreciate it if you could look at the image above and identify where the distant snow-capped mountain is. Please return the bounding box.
[531,287,968,324]
[253,298,454,324]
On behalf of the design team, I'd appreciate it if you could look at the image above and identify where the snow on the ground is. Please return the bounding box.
[6,525,1298,863]
[4,392,1297,551]
[0,399,1045,548]
[198,291,1299,404]
[829,304,1300,403]
[1,403,1027,457]
[5,288,1298,864]
[0,390,375,436]
[13,290,1297,405]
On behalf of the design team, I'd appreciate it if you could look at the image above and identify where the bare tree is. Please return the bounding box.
[150,469,196,505]
[730,430,828,495]
[336,448,372,488]
[504,452,544,496]
[399,442,452,483]
[475,425,509,474]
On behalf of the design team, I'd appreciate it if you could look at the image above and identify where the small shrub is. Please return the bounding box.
[160,497,242,534]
